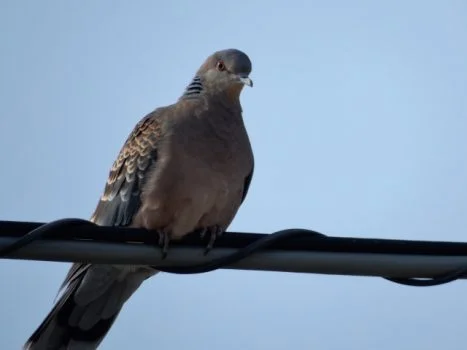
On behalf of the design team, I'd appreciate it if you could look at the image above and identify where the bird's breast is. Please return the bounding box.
[174,117,252,176]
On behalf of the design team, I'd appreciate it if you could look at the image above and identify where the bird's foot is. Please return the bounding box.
[156,230,171,259]
[199,225,224,255]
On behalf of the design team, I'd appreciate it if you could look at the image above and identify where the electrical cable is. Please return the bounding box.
[0,219,465,287]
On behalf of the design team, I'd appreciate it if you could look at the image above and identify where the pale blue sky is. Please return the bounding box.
[1,1,467,349]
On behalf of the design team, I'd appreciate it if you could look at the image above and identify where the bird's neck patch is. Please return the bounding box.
[181,76,204,99]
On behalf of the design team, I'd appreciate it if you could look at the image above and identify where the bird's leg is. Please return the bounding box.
[200,225,224,255]
[156,229,171,259]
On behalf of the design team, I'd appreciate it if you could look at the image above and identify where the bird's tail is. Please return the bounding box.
[24,264,157,350]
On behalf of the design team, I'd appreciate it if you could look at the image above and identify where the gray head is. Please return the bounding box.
[182,49,253,100]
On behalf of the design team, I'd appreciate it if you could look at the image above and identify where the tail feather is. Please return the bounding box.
[24,264,156,350]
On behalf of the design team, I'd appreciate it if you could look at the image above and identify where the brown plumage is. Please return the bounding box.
[24,48,254,350]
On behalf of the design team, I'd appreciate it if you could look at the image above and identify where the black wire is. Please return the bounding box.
[154,228,327,274]
[384,268,467,287]
[0,218,96,257]
[0,219,466,287]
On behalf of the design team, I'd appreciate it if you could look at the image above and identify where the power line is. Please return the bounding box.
[1,219,467,286]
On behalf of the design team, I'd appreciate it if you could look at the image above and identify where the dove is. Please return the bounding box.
[24,48,254,349]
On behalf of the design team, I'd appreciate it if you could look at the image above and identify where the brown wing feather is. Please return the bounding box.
[91,110,163,227]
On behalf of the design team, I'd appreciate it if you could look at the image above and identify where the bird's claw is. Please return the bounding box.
[157,230,170,259]
[200,225,224,255]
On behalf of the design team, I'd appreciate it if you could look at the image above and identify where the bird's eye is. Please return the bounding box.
[216,61,226,71]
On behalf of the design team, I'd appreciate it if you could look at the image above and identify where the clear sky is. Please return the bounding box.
[1,1,467,349]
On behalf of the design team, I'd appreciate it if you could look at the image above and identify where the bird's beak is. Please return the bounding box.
[237,74,253,87]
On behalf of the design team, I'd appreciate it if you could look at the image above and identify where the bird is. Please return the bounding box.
[24,48,255,350]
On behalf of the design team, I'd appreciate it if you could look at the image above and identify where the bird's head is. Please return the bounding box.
[196,49,253,99]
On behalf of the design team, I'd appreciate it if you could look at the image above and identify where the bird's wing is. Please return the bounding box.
[241,161,254,204]
[91,111,164,227]
[59,110,164,292]
[25,110,166,349]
